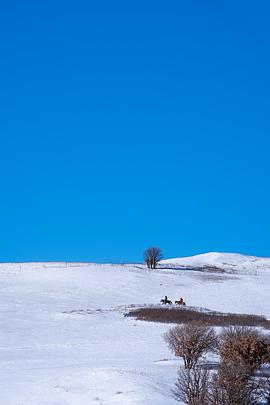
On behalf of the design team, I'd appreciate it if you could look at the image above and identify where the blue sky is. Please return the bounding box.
[0,1,270,262]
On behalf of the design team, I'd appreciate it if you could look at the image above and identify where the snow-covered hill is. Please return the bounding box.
[1,259,270,404]
[160,252,270,273]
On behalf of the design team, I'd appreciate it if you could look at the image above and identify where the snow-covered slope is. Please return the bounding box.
[160,252,270,273]
[1,260,270,404]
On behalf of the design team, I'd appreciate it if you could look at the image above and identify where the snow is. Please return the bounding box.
[0,258,270,404]
[161,251,270,273]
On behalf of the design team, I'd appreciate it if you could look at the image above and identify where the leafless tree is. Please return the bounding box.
[143,247,162,269]
[174,367,210,405]
[209,363,261,405]
[174,360,265,405]
[165,322,218,369]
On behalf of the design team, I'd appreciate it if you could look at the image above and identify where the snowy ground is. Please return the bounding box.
[1,261,270,404]
[161,251,270,273]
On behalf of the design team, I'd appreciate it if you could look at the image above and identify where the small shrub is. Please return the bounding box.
[219,326,270,372]
[174,367,210,405]
[209,363,261,405]
[165,322,217,369]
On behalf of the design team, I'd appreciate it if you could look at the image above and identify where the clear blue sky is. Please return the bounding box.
[0,1,269,262]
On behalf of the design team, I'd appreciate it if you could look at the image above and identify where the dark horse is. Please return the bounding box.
[160,298,172,305]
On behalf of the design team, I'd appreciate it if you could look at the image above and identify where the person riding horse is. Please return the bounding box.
[175,297,186,305]
[160,295,172,305]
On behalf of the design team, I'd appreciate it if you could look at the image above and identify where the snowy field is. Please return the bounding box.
[1,257,270,404]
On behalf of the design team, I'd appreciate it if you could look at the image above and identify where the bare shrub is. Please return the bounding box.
[174,361,266,405]
[209,363,261,405]
[126,306,270,329]
[165,322,217,369]
[219,326,270,372]
[174,367,210,404]
[143,247,162,269]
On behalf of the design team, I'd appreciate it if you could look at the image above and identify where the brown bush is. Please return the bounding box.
[174,363,263,405]
[174,367,210,405]
[209,363,261,405]
[126,307,270,329]
[219,326,270,372]
[165,322,217,369]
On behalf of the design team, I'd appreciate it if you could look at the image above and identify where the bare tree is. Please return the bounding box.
[165,322,217,369]
[143,247,162,269]
[174,367,210,405]
[209,363,261,405]
[170,324,270,405]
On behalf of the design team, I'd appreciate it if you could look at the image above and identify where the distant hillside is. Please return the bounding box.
[160,252,270,274]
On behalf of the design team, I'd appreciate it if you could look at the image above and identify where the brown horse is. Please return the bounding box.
[175,299,186,306]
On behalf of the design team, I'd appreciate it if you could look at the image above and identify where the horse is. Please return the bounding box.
[175,300,186,306]
[160,298,172,305]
